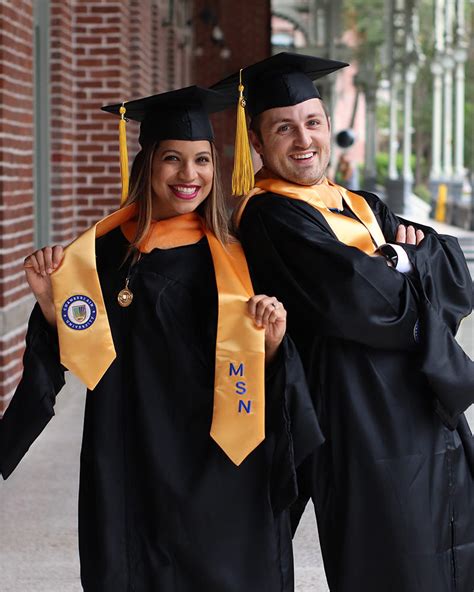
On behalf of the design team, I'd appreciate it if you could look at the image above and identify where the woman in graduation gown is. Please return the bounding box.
[0,86,322,592]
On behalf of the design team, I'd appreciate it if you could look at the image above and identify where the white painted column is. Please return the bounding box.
[403,65,416,182]
[443,0,454,180]
[388,71,400,180]
[402,0,418,185]
[445,0,454,53]
[430,60,443,179]
[454,0,467,180]
[443,56,454,179]
[454,53,466,179]
[430,0,445,180]
[434,0,445,51]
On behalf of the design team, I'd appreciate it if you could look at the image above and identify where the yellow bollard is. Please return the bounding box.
[435,183,447,222]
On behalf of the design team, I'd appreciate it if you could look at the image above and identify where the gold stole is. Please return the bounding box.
[51,207,265,466]
[235,176,386,255]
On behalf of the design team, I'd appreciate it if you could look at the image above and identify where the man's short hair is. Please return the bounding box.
[249,113,264,143]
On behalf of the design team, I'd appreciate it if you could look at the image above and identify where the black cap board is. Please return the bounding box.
[211,52,349,117]
[101,85,233,146]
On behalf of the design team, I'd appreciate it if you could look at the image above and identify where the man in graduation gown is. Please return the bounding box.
[213,53,474,591]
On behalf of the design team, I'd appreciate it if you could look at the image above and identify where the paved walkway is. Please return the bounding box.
[1,376,83,592]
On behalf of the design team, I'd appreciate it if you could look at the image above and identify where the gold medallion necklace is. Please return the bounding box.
[117,277,133,307]
[117,252,141,307]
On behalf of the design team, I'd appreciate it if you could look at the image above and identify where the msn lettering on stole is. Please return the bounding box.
[229,363,252,414]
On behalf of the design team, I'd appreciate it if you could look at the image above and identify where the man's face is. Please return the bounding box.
[250,98,331,186]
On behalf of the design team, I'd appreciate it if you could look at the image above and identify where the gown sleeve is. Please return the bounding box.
[0,304,66,479]
[363,190,473,334]
[239,194,420,352]
[265,335,323,515]
[364,192,474,427]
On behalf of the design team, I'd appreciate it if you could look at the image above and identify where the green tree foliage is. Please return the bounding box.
[344,0,474,184]
[344,0,386,77]
[344,0,386,53]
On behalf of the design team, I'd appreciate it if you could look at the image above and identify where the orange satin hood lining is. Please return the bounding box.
[235,174,386,255]
[121,211,204,251]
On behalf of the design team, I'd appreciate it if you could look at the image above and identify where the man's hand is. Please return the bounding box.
[248,295,287,365]
[23,245,64,327]
[396,224,425,245]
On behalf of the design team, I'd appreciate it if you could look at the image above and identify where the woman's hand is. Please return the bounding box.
[248,295,287,365]
[23,246,64,327]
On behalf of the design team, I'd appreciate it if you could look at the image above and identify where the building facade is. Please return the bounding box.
[0,0,271,413]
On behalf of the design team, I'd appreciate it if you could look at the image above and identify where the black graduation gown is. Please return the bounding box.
[0,228,323,592]
[238,190,474,592]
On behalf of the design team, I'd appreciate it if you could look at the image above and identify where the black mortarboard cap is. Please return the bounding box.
[212,52,349,117]
[102,86,233,204]
[101,85,233,146]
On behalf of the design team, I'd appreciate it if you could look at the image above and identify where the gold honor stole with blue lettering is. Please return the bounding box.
[51,205,265,466]
[235,174,386,255]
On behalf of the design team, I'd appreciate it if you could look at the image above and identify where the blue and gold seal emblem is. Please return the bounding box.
[62,295,97,330]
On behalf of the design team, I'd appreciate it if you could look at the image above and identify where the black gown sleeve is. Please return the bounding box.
[0,304,65,479]
[362,192,474,427]
[362,190,473,334]
[239,194,420,351]
[265,335,323,515]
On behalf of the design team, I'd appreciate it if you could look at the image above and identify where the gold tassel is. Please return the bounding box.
[119,103,129,205]
[231,70,254,197]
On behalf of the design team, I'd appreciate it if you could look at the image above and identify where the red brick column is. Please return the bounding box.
[73,0,133,233]
[0,1,35,413]
[130,0,154,98]
[70,0,193,234]
[153,0,169,91]
[50,0,76,243]
[70,0,192,231]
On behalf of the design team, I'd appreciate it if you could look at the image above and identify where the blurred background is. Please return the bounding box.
[0,2,473,591]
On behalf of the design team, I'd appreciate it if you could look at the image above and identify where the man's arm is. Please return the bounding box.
[240,194,420,351]
[364,191,473,333]
[240,193,474,427]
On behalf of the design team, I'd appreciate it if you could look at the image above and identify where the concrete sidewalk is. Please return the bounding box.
[0,376,83,592]
[428,218,474,238]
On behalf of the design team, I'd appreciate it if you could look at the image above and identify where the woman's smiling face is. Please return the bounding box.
[150,139,214,219]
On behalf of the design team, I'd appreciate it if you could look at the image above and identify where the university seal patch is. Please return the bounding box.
[62,295,97,330]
